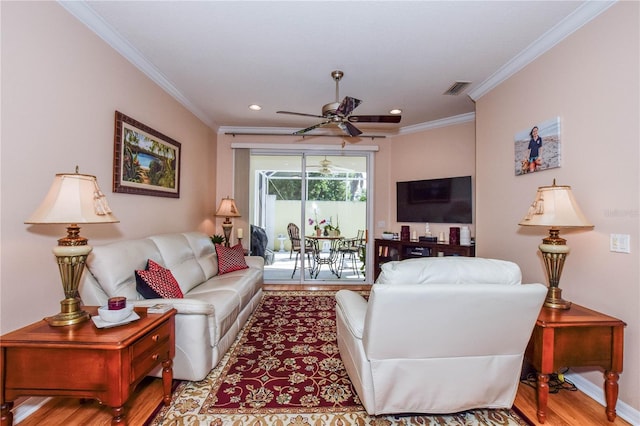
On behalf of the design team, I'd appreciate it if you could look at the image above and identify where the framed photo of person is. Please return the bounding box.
[514,117,561,176]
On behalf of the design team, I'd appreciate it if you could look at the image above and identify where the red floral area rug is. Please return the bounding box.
[148,291,529,425]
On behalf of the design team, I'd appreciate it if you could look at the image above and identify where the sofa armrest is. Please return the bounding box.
[130,298,215,315]
[244,255,265,269]
[335,290,368,339]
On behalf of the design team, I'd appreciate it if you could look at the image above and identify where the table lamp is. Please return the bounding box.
[519,179,593,309]
[215,197,241,247]
[25,170,119,326]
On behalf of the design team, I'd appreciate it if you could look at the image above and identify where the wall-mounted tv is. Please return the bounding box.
[396,176,472,224]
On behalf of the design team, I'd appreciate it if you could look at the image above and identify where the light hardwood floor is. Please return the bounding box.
[14,376,632,425]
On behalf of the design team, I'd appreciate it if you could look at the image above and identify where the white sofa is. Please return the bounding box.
[335,257,546,415]
[79,231,264,381]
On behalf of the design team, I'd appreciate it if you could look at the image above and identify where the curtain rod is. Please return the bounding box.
[224,132,386,140]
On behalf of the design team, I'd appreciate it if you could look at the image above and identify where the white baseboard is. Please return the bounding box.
[12,397,51,425]
[566,373,640,425]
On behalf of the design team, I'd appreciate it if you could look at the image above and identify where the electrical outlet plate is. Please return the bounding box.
[610,234,631,253]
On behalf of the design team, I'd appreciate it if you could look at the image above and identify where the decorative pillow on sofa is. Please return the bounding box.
[135,260,184,299]
[147,259,165,272]
[215,243,248,274]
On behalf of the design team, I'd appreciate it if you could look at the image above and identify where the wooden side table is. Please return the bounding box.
[0,306,176,426]
[525,303,626,423]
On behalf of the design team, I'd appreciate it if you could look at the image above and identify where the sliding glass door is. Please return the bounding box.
[249,151,369,284]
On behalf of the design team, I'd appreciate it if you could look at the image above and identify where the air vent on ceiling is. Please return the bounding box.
[444,81,471,96]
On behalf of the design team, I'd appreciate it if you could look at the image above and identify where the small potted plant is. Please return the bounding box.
[309,217,325,236]
[324,223,334,236]
[210,234,225,245]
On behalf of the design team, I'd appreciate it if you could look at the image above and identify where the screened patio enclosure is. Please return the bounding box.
[249,152,371,283]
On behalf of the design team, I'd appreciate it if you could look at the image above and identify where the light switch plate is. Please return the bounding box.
[610,234,631,253]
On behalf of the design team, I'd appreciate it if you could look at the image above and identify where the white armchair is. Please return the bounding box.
[335,257,546,415]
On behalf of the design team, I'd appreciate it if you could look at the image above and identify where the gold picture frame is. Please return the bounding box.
[113,111,181,198]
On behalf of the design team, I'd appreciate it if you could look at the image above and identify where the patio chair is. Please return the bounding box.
[337,229,365,278]
[287,223,301,259]
[288,223,313,278]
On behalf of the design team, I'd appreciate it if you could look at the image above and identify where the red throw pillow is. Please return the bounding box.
[147,259,164,272]
[135,260,184,299]
[216,243,249,274]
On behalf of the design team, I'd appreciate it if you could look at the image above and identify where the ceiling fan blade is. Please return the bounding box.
[277,111,325,119]
[348,115,402,123]
[335,96,362,117]
[338,121,362,137]
[293,121,330,135]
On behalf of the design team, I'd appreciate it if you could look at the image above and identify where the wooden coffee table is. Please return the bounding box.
[525,303,626,423]
[0,306,176,425]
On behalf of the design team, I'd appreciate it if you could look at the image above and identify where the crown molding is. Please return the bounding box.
[57,1,216,128]
[468,1,617,101]
[60,1,615,131]
[218,126,396,137]
[397,112,475,135]
[219,113,476,138]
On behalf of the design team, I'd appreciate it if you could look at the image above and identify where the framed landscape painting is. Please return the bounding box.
[113,111,181,198]
[514,116,561,176]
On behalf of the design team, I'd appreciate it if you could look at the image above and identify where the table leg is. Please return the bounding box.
[111,405,125,425]
[162,358,174,406]
[604,370,619,422]
[1,401,14,426]
[536,372,550,424]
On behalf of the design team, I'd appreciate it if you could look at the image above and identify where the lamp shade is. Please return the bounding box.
[25,173,119,224]
[215,197,241,218]
[519,181,592,228]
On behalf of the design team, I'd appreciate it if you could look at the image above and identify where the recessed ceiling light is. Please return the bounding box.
[248,104,262,111]
[390,109,402,115]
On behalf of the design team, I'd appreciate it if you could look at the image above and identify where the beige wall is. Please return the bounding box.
[476,2,639,412]
[384,121,476,238]
[0,2,217,333]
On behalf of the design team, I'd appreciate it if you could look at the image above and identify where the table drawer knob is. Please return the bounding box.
[152,354,159,361]
[152,334,159,342]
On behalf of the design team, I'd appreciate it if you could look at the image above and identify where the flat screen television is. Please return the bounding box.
[396,176,472,224]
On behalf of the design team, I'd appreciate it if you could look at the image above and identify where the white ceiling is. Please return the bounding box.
[61,1,613,136]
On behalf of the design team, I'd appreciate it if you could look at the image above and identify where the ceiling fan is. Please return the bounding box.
[308,157,352,175]
[277,70,401,137]
[317,157,333,174]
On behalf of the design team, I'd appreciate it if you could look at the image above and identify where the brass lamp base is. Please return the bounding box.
[539,228,572,310]
[46,298,91,326]
[221,219,233,247]
[47,224,93,326]
[543,286,572,310]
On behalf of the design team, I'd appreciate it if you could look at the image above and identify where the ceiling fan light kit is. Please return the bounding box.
[277,70,401,137]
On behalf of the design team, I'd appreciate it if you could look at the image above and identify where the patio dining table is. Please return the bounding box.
[306,235,343,278]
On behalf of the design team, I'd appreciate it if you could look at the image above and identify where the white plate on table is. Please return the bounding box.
[91,311,140,329]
